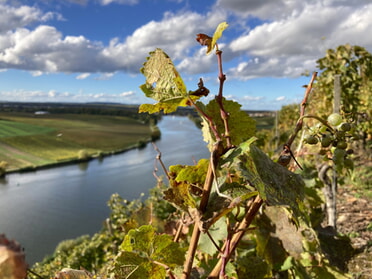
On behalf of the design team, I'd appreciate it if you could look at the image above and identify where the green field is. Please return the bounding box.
[0,113,152,171]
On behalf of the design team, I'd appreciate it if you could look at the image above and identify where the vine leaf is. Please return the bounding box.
[139,48,202,114]
[163,159,209,211]
[198,217,227,256]
[112,225,186,278]
[196,21,229,54]
[221,140,306,224]
[210,21,229,54]
[199,98,256,151]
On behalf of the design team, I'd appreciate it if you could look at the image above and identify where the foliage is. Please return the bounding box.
[110,225,186,278]
[198,98,256,151]
[309,44,372,142]
[27,24,358,279]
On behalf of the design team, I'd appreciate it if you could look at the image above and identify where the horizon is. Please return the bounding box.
[0,100,278,112]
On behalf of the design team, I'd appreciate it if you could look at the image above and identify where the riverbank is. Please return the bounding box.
[3,137,153,175]
[0,112,159,175]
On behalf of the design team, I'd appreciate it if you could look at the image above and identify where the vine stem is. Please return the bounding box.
[208,195,263,278]
[215,49,233,149]
[279,72,317,168]
[182,44,232,279]
[181,141,223,279]
[287,72,318,147]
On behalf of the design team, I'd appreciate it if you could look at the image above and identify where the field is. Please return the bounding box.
[0,112,152,171]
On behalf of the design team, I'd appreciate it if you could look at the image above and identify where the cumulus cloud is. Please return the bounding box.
[0,2,226,75]
[0,4,58,33]
[0,0,371,82]
[224,0,372,80]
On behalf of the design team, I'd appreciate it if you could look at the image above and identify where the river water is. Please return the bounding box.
[0,116,210,265]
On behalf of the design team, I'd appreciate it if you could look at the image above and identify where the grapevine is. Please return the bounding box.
[23,23,360,279]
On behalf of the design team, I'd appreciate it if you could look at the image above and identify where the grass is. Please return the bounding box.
[0,112,152,171]
[0,120,55,137]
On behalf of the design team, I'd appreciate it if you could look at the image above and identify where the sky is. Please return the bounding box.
[0,0,371,110]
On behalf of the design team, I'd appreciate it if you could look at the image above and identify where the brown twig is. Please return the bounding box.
[278,72,318,168]
[173,213,185,243]
[152,142,170,180]
[208,195,263,278]
[215,49,233,149]
[181,141,224,279]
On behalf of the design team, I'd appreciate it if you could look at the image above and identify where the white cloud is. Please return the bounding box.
[216,0,303,20]
[120,91,135,97]
[0,0,371,83]
[0,3,60,33]
[0,4,226,75]
[225,1,372,80]
[276,96,285,101]
[99,0,139,5]
[94,73,115,80]
[0,88,142,104]
[76,73,91,79]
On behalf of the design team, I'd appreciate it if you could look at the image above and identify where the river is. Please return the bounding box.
[0,116,210,265]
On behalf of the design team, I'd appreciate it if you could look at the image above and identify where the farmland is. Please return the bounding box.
[0,112,154,172]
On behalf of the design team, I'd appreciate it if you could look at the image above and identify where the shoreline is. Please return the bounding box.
[3,136,155,176]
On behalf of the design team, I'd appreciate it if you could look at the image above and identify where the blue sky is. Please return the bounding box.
[0,0,371,110]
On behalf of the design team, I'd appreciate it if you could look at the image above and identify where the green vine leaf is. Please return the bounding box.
[221,140,306,224]
[139,48,202,114]
[199,98,256,151]
[163,159,209,211]
[198,218,227,256]
[112,225,186,278]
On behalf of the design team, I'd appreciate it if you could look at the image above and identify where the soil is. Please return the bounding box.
[337,186,372,279]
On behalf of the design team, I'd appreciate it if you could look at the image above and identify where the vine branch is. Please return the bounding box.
[278,72,317,168]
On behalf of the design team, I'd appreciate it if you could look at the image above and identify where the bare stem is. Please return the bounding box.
[286,72,318,148]
[181,141,224,279]
[173,213,185,243]
[208,195,264,278]
[152,142,170,180]
[278,72,318,168]
[215,49,233,149]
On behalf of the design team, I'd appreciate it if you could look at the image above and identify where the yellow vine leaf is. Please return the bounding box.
[209,21,229,54]
[139,48,195,114]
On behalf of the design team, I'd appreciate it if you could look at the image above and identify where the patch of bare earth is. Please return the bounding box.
[337,186,372,279]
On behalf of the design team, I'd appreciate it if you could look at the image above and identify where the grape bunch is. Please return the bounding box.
[304,112,359,172]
